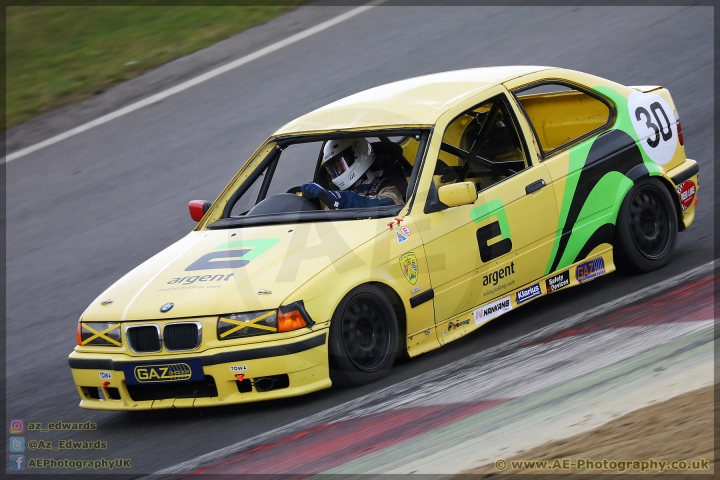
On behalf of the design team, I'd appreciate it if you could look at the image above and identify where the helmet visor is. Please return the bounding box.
[324,146,355,178]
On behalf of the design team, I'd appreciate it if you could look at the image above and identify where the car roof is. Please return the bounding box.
[274,66,553,135]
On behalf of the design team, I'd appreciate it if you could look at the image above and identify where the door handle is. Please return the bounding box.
[525,179,546,194]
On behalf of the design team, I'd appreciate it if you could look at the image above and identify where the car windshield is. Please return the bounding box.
[207,130,429,229]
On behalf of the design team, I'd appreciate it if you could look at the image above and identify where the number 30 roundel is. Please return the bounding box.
[628,91,677,165]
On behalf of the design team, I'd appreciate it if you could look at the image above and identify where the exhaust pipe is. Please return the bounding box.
[254,377,276,392]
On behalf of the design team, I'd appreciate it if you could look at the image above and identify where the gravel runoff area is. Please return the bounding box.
[461,384,715,476]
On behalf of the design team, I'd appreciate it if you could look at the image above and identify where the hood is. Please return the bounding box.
[83,221,382,322]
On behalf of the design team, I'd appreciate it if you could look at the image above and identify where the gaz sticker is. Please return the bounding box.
[628,92,677,165]
[576,257,605,283]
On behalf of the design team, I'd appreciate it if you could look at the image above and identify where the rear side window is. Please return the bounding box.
[435,94,528,193]
[513,83,612,156]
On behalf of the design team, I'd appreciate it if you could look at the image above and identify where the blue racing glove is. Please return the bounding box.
[301,183,348,209]
[301,183,326,199]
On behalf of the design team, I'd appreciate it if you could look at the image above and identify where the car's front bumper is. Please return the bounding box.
[68,330,330,410]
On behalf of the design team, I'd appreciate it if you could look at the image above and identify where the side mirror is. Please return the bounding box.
[438,182,477,208]
[189,200,212,222]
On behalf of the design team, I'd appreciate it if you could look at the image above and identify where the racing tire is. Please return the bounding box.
[328,285,399,387]
[614,178,677,274]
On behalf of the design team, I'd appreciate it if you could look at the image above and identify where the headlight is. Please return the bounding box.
[218,310,277,340]
[218,301,316,340]
[77,322,122,346]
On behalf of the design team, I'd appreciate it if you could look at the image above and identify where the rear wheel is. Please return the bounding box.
[615,178,677,273]
[329,285,398,387]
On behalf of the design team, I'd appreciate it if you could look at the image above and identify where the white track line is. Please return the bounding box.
[143,260,714,478]
[5,1,386,163]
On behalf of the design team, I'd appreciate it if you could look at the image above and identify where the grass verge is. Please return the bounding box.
[7,4,303,128]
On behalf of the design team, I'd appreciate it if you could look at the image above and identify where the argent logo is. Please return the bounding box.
[483,262,515,286]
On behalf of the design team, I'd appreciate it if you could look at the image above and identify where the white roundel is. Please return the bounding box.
[628,92,677,165]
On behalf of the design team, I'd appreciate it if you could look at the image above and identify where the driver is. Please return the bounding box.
[301,138,404,209]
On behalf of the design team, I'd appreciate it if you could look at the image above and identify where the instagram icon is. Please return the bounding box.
[9,419,24,434]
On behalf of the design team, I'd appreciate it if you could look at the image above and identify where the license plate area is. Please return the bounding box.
[123,359,204,385]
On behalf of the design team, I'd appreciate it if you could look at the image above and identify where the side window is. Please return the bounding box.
[513,83,611,155]
[436,95,528,193]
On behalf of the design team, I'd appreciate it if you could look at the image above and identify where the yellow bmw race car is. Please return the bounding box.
[69,66,699,410]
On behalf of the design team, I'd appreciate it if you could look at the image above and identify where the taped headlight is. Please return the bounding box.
[78,322,122,346]
[218,310,277,340]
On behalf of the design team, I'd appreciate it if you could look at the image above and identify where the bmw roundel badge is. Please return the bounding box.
[160,302,174,313]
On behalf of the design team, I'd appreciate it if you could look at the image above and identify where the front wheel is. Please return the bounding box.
[328,285,398,387]
[615,178,677,273]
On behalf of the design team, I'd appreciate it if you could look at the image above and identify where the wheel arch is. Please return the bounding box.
[655,175,685,232]
[368,281,408,357]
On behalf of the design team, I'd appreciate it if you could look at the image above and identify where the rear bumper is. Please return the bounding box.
[69,330,330,410]
[666,159,699,231]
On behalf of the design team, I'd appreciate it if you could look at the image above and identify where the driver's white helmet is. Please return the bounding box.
[322,138,374,190]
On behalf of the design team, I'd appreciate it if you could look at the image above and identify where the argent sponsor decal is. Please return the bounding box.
[166,273,235,285]
[483,262,515,286]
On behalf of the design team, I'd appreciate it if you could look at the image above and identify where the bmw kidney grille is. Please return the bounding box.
[126,323,201,353]
[164,323,202,351]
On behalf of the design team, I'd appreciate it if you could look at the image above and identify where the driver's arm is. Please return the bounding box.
[301,183,395,209]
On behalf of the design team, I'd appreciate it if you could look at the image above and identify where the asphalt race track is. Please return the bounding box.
[6,5,714,475]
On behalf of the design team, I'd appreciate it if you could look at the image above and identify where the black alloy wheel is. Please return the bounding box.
[615,178,677,273]
[628,186,672,259]
[341,295,393,372]
[329,285,398,386]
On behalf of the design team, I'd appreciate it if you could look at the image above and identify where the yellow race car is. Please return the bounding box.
[69,66,699,410]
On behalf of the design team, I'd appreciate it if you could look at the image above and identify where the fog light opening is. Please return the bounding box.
[236,378,252,393]
[105,387,122,400]
[82,386,103,400]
